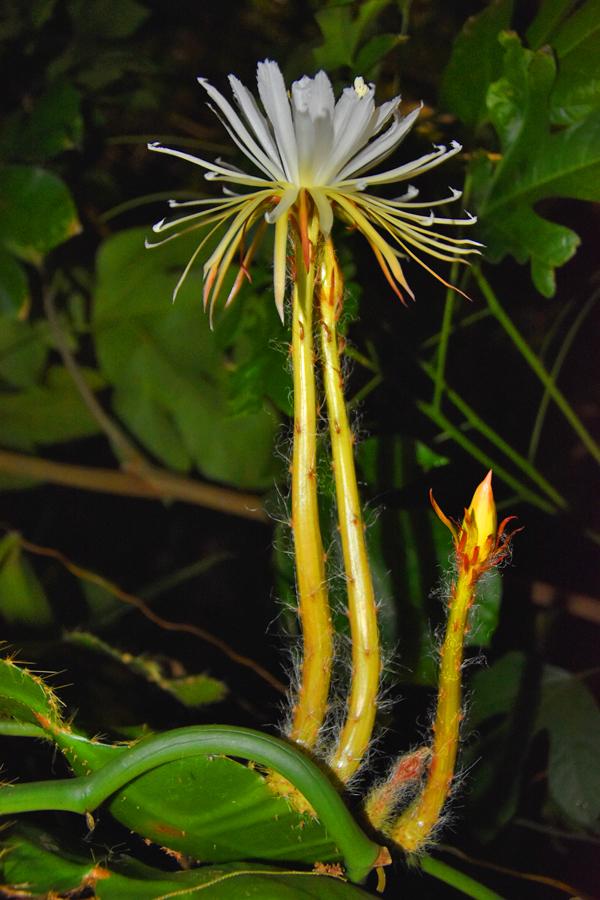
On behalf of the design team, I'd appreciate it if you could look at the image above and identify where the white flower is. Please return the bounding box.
[148,60,480,320]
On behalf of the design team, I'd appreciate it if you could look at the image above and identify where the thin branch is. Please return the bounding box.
[0,449,267,522]
[43,286,145,468]
[16,534,285,694]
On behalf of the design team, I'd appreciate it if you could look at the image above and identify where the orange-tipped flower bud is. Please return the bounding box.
[461,469,497,567]
[430,470,514,577]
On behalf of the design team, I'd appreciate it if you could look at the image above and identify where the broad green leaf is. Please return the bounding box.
[0,655,63,727]
[68,0,149,38]
[537,666,600,827]
[0,250,29,318]
[0,166,80,265]
[0,82,83,160]
[473,32,600,295]
[465,652,535,837]
[526,0,578,48]
[93,228,279,489]
[440,0,514,128]
[353,33,403,75]
[0,532,53,626]
[468,651,526,727]
[0,365,103,450]
[0,317,49,387]
[546,0,600,125]
[50,728,339,866]
[1,828,370,899]
[66,630,227,707]
[313,0,392,70]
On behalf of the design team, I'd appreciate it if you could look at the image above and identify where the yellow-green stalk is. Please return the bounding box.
[288,206,333,748]
[389,472,516,853]
[318,239,381,783]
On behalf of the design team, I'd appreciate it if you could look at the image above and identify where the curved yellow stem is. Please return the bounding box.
[288,222,333,748]
[389,571,473,852]
[319,240,380,783]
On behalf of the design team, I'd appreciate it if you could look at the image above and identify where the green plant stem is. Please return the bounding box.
[420,856,505,900]
[473,267,600,466]
[528,288,599,462]
[0,725,386,884]
[420,361,566,510]
[433,265,457,409]
[0,721,47,739]
[417,400,557,514]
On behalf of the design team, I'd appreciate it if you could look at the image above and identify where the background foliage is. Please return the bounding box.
[0,0,598,897]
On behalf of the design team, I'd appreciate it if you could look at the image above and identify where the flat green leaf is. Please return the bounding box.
[66,630,227,707]
[0,82,83,160]
[353,33,402,75]
[528,0,600,125]
[473,32,600,294]
[468,651,526,728]
[68,0,149,38]
[0,365,103,450]
[1,828,370,899]
[0,532,52,626]
[0,250,29,318]
[0,317,49,387]
[537,666,600,827]
[526,0,578,48]
[0,654,63,727]
[440,0,514,128]
[0,166,80,265]
[93,228,279,489]
[313,0,392,70]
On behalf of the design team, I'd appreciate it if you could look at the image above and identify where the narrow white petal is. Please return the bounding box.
[273,209,290,321]
[344,142,462,188]
[147,142,269,186]
[264,187,298,224]
[371,94,402,134]
[256,60,299,183]
[310,188,334,236]
[317,90,375,182]
[198,79,284,180]
[229,75,286,178]
[337,104,422,181]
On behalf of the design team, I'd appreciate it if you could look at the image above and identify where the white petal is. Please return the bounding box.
[346,142,462,188]
[198,78,283,180]
[292,77,335,183]
[228,74,286,179]
[371,94,402,134]
[310,188,334,236]
[256,60,299,183]
[264,186,299,224]
[147,142,269,187]
[317,88,376,182]
[336,104,422,181]
[273,209,290,321]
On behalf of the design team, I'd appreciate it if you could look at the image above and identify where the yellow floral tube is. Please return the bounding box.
[319,239,381,783]
[288,218,333,748]
[389,472,516,853]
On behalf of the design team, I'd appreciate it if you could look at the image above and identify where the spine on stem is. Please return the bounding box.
[389,471,517,853]
[288,214,333,749]
[318,239,381,783]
